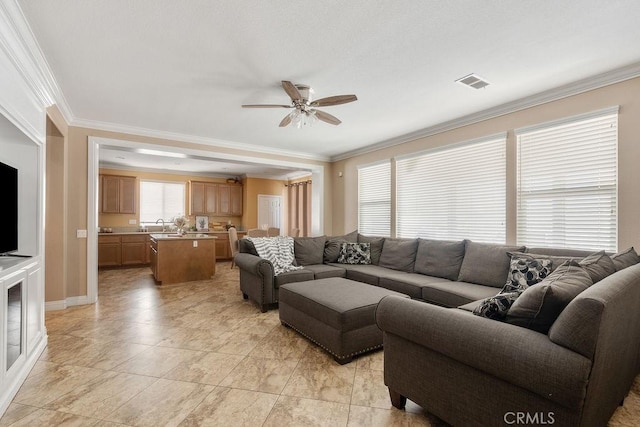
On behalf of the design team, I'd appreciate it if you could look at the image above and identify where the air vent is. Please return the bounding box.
[455,73,490,89]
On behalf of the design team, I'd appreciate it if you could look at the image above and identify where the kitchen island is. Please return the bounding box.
[149,233,217,284]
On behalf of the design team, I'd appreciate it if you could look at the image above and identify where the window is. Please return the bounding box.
[516,108,618,251]
[139,180,186,224]
[396,134,506,243]
[358,161,391,236]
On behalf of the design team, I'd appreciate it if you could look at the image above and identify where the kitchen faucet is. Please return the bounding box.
[155,218,166,232]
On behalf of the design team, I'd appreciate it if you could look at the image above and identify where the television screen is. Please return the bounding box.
[0,161,18,255]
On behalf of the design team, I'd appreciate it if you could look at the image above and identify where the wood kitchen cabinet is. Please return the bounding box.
[121,235,147,265]
[100,175,136,214]
[98,234,150,267]
[98,235,122,267]
[190,181,242,216]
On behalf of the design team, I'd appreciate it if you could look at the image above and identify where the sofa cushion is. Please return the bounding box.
[238,238,259,256]
[302,264,346,280]
[337,242,372,265]
[378,272,452,300]
[524,247,595,258]
[357,234,385,265]
[611,247,640,271]
[378,238,419,272]
[413,238,466,280]
[578,251,616,283]
[506,261,593,334]
[274,269,315,288]
[421,281,499,307]
[473,256,553,320]
[294,236,327,266]
[327,263,390,286]
[323,230,358,263]
[457,241,526,288]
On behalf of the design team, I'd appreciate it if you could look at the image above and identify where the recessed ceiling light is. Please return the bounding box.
[455,73,490,89]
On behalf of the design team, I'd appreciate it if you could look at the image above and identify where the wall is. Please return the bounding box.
[332,77,640,251]
[98,168,242,229]
[242,177,286,230]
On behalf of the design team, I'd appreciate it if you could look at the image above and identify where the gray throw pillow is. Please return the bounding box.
[337,242,371,265]
[506,260,592,334]
[611,247,640,271]
[323,230,358,263]
[414,238,466,280]
[357,234,385,265]
[457,241,526,288]
[578,251,616,283]
[378,238,419,272]
[294,236,327,266]
[473,256,552,320]
[238,238,259,256]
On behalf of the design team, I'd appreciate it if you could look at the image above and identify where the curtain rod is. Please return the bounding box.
[284,180,312,187]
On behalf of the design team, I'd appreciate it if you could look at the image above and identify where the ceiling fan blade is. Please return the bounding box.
[242,104,292,108]
[309,94,358,107]
[282,80,302,102]
[314,109,342,125]
[279,113,292,127]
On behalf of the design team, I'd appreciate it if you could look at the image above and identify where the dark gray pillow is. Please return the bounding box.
[238,238,259,256]
[414,239,466,280]
[506,261,592,334]
[578,251,616,283]
[357,234,385,265]
[294,236,327,266]
[378,238,419,272]
[611,247,640,271]
[457,241,526,288]
[323,230,358,263]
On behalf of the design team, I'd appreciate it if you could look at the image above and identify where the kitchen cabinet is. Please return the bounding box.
[100,175,136,214]
[218,184,243,216]
[150,234,216,284]
[190,181,242,216]
[98,234,150,267]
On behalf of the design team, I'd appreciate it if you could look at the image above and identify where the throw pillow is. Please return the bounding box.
[473,256,551,320]
[323,230,358,263]
[378,238,419,272]
[357,234,385,265]
[294,236,327,266]
[578,251,616,283]
[506,260,593,334]
[508,251,576,273]
[337,242,372,265]
[611,247,640,271]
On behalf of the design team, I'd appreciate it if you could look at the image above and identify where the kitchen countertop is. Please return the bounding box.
[99,230,245,236]
[150,233,218,240]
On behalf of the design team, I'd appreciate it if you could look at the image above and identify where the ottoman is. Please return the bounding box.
[278,277,409,364]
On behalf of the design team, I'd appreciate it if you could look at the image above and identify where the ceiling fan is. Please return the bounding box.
[242,81,357,127]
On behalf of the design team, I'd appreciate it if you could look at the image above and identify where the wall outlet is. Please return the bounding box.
[193,241,198,248]
[76,229,87,238]
[129,219,137,225]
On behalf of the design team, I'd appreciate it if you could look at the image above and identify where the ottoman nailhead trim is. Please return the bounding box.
[281,320,382,361]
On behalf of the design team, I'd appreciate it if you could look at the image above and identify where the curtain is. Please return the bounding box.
[287,180,312,237]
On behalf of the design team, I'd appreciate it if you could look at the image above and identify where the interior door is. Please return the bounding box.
[257,195,281,231]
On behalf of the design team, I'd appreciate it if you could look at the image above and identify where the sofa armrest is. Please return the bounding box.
[376,295,591,409]
[235,253,275,278]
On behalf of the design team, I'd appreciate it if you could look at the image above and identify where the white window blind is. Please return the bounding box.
[396,135,506,243]
[358,161,391,236]
[139,180,186,223]
[516,109,618,252]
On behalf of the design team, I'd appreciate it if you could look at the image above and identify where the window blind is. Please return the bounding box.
[396,135,506,243]
[139,180,186,223]
[516,109,618,252]
[358,161,391,236]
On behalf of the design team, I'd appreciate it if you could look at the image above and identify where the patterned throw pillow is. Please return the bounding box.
[473,257,552,320]
[337,242,372,265]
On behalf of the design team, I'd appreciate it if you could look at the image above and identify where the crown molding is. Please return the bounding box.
[0,0,74,124]
[331,62,640,162]
[71,117,331,163]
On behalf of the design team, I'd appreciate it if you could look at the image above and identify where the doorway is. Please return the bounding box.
[257,195,282,233]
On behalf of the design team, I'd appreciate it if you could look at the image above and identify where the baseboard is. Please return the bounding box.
[0,334,47,417]
[45,295,91,311]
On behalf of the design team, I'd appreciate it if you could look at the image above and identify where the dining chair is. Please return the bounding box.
[267,227,280,237]
[228,227,239,268]
[247,228,268,237]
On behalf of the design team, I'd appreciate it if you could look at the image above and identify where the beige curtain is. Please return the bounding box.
[287,180,312,237]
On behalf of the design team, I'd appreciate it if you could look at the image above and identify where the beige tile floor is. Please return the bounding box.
[2,262,639,426]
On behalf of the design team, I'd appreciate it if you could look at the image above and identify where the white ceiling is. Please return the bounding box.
[17,0,640,168]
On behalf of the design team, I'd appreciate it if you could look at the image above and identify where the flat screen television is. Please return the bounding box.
[0,161,18,255]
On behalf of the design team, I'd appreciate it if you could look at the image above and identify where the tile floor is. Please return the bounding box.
[2,262,639,426]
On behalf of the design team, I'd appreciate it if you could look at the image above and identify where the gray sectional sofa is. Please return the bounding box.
[234,231,640,426]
